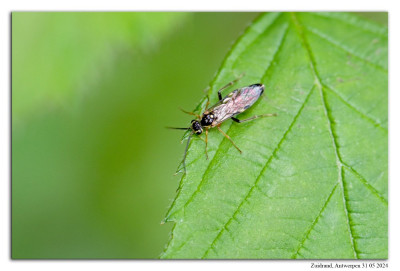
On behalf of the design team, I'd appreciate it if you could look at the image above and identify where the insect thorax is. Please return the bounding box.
[200,112,215,127]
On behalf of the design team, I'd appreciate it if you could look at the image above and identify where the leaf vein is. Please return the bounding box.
[291,183,339,258]
[343,162,388,205]
[232,13,283,69]
[305,25,387,72]
[323,83,388,132]
[312,12,388,38]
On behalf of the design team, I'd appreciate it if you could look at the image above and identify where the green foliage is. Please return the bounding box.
[12,12,188,123]
[162,12,388,259]
[12,12,260,258]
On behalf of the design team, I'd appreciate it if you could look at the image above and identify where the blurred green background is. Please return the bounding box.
[11,12,387,259]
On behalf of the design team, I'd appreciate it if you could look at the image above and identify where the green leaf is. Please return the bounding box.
[161,12,387,259]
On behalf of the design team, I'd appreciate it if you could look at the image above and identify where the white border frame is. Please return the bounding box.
[1,1,398,270]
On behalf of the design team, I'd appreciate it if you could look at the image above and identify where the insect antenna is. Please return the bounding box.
[179,108,201,119]
[165,127,190,130]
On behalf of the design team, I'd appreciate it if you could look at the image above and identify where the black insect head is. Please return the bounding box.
[191,120,203,135]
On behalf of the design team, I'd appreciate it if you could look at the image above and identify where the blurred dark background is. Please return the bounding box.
[11,12,387,258]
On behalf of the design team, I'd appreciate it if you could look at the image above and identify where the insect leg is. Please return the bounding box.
[217,126,242,154]
[217,73,245,100]
[180,107,201,119]
[231,113,277,123]
[182,133,193,173]
[201,95,210,115]
[205,129,209,160]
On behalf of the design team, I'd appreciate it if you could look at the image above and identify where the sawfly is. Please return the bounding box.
[169,76,276,173]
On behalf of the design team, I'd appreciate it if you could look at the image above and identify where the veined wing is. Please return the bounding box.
[208,84,264,127]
